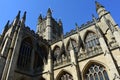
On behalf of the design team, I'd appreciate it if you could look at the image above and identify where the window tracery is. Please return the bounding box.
[53,46,61,66]
[84,64,109,80]
[53,45,70,67]
[58,71,73,80]
[17,38,32,70]
[85,32,102,55]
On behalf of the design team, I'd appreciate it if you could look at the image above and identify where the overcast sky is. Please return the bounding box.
[0,0,120,34]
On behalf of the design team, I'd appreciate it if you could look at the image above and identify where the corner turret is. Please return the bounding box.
[95,1,108,18]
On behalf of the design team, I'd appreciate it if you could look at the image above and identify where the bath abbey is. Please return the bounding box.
[0,1,120,80]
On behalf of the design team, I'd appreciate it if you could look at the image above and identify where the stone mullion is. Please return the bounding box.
[93,73,96,80]
[66,74,69,80]
[29,47,32,66]
[19,44,24,67]
[28,47,31,68]
[20,44,24,68]
[96,73,100,80]
[22,45,25,68]
[30,48,35,73]
[98,72,101,80]
[19,44,24,68]
[26,46,30,67]
[88,75,90,80]
[101,70,106,80]
[27,46,31,69]
[27,46,31,68]
[17,46,21,68]
[25,45,29,69]
[23,44,27,69]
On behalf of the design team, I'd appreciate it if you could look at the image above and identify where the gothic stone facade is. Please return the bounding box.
[0,1,120,80]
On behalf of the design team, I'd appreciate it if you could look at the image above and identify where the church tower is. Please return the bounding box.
[37,8,63,41]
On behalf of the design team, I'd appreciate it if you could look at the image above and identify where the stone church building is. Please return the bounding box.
[0,1,120,80]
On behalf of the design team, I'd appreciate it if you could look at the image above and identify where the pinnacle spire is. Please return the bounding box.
[4,20,10,29]
[92,14,97,23]
[22,11,26,21]
[75,23,79,33]
[12,11,21,26]
[21,11,26,24]
[16,11,21,19]
[47,8,52,17]
[95,1,104,11]
[2,20,10,35]
[61,33,64,42]
[58,19,62,26]
[38,14,42,19]
[92,14,95,19]
[59,19,62,23]
[47,8,52,14]
[69,39,74,50]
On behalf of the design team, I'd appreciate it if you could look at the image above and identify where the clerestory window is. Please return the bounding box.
[84,32,102,55]
[85,32,99,48]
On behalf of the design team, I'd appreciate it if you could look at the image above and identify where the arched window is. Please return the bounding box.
[57,71,73,80]
[17,37,33,71]
[53,46,61,66]
[85,31,102,55]
[67,39,78,53]
[85,32,99,48]
[53,45,70,67]
[84,63,109,80]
